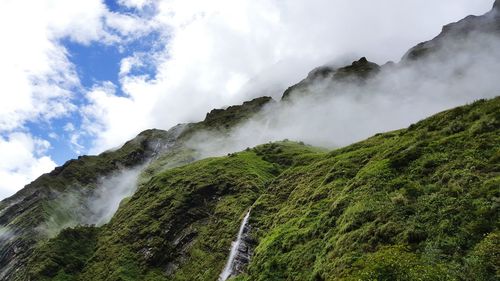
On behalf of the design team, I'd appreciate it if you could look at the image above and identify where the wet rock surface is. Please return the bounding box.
[219,211,255,281]
[230,222,254,276]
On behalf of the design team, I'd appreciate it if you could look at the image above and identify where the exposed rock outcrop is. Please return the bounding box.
[403,0,500,61]
[282,57,380,100]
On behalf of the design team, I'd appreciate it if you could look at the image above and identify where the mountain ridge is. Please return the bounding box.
[1,2,499,280]
[0,96,273,280]
[26,96,500,281]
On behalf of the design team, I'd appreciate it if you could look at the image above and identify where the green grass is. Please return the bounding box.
[28,226,99,281]
[234,97,500,281]
[1,97,275,280]
[26,97,500,281]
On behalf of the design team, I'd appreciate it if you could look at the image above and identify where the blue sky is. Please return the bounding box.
[0,0,493,199]
[46,29,160,163]
[25,1,164,165]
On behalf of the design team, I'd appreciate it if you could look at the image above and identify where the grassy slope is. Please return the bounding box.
[1,97,273,281]
[236,97,499,281]
[0,129,177,281]
[28,142,322,281]
[27,97,499,280]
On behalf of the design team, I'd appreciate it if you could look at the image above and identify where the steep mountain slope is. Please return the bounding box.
[281,57,381,100]
[56,143,323,280]
[0,97,272,281]
[403,0,500,61]
[0,128,177,280]
[2,2,500,280]
[26,97,499,281]
[236,97,499,281]
[282,1,500,102]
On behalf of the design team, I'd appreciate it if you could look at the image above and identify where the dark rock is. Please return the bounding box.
[281,57,380,100]
[402,1,500,61]
[203,96,273,129]
[306,66,335,80]
[332,57,380,80]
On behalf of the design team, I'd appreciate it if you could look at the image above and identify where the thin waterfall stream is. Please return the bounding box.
[218,210,252,281]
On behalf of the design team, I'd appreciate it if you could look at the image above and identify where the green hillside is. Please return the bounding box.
[0,96,273,280]
[3,2,500,278]
[27,97,499,280]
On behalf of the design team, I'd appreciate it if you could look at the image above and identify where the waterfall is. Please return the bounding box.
[218,210,252,281]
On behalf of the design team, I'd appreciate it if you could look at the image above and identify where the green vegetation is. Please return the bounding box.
[28,141,322,280]
[0,128,179,281]
[28,226,99,281]
[0,96,274,280]
[26,97,499,280]
[235,97,499,281]
[282,57,380,100]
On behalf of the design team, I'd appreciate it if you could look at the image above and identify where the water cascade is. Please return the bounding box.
[218,210,252,281]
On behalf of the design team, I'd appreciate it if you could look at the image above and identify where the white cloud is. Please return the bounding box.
[119,55,145,77]
[0,0,496,199]
[186,31,500,158]
[64,123,75,132]
[82,82,155,153]
[105,12,156,39]
[118,0,153,10]
[0,0,157,133]
[0,133,56,199]
[0,0,160,199]
[0,0,108,132]
[84,0,494,153]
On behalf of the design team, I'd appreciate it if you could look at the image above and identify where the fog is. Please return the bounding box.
[39,166,143,236]
[4,0,499,242]
[0,226,13,244]
[35,8,500,238]
[187,29,500,158]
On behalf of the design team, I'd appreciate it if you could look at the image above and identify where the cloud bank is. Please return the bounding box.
[0,0,494,199]
[187,31,500,157]
[0,133,56,199]
[84,0,494,153]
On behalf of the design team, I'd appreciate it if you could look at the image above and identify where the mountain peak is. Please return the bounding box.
[281,57,380,100]
[402,1,500,61]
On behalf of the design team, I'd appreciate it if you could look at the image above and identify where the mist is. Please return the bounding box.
[39,166,143,237]
[186,30,500,158]
[0,226,13,244]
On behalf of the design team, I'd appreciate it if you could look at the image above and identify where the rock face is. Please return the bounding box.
[219,210,254,281]
[281,57,380,100]
[331,57,381,80]
[203,96,273,129]
[403,0,500,61]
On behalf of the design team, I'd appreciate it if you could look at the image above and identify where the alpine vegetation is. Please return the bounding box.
[0,1,499,281]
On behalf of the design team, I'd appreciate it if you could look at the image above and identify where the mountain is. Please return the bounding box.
[0,97,272,280]
[1,2,499,281]
[26,97,500,281]
[281,57,381,100]
[282,0,500,102]
[403,0,500,61]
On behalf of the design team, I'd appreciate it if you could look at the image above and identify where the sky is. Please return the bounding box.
[0,0,494,199]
